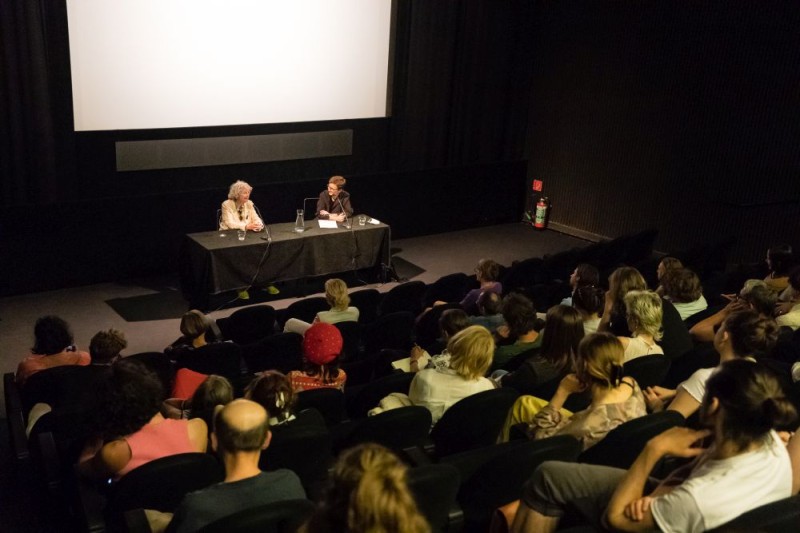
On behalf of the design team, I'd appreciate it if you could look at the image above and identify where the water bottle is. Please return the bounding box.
[294,209,305,233]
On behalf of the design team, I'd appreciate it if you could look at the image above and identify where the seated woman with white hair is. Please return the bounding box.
[284,279,359,335]
[219,180,264,232]
[617,290,664,362]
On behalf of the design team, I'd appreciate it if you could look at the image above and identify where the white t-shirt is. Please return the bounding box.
[650,431,792,533]
[408,367,495,425]
[678,367,715,403]
[776,303,800,330]
[671,295,709,321]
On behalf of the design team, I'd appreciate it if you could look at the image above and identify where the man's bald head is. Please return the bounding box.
[213,399,270,453]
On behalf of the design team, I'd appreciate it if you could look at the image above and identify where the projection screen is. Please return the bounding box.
[66,0,393,131]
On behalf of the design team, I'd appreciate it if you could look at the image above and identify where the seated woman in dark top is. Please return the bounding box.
[164,310,213,361]
[498,305,584,395]
[598,266,648,337]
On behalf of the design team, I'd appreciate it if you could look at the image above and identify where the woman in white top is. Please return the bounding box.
[572,284,604,335]
[219,180,264,232]
[409,325,496,425]
[644,309,779,418]
[618,290,664,362]
[284,279,360,335]
[512,358,796,533]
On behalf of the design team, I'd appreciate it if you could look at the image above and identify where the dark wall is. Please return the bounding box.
[525,1,800,261]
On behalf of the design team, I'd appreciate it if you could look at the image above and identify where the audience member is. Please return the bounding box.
[284,278,360,335]
[775,266,800,330]
[690,279,776,343]
[89,328,127,365]
[499,305,584,395]
[618,290,665,362]
[561,263,600,306]
[16,315,90,385]
[503,333,646,446]
[245,371,298,427]
[288,322,347,392]
[511,359,796,533]
[493,293,542,371]
[409,308,470,372]
[162,374,233,423]
[165,310,212,360]
[599,267,648,336]
[301,443,431,533]
[654,256,683,296]
[764,244,794,293]
[408,325,496,425]
[661,268,708,321]
[79,358,207,480]
[468,290,505,332]
[456,258,503,315]
[572,284,604,334]
[167,399,305,533]
[646,309,779,418]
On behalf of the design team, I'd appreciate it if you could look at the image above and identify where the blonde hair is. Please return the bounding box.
[325,278,350,311]
[624,290,663,341]
[310,443,431,533]
[227,180,252,200]
[576,333,625,389]
[447,325,494,380]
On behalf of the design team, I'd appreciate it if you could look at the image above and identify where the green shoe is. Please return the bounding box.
[266,285,280,295]
[238,289,250,300]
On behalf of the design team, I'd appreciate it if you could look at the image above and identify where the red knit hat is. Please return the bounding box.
[303,322,343,365]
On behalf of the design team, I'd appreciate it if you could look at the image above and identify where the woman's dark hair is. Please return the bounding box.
[704,359,797,449]
[439,308,470,339]
[501,293,538,338]
[572,285,605,315]
[32,315,74,355]
[767,244,794,276]
[245,371,296,423]
[539,305,584,371]
[90,358,165,441]
[574,263,600,287]
[190,375,233,429]
[476,259,501,282]
[723,310,779,358]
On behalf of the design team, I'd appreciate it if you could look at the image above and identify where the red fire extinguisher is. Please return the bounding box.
[534,197,549,229]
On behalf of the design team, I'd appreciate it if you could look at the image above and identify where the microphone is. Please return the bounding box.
[301,197,318,218]
[253,204,265,232]
[337,197,348,224]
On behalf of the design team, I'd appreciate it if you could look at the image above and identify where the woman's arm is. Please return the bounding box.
[605,427,710,532]
[665,388,701,419]
[78,439,132,479]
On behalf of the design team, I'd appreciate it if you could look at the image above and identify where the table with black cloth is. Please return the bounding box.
[180,219,391,309]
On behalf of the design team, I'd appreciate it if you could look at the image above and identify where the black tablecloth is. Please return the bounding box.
[179,219,390,309]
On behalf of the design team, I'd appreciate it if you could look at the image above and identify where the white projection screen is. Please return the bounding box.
[66,0,393,131]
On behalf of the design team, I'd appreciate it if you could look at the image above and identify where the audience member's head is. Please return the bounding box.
[475,258,501,283]
[89,328,127,364]
[540,305,584,371]
[575,332,625,390]
[324,278,350,311]
[501,293,538,338]
[716,309,779,359]
[570,263,600,289]
[180,310,209,340]
[572,284,605,317]
[190,375,234,429]
[91,358,164,441]
[608,267,648,313]
[302,322,343,383]
[702,359,796,449]
[307,443,431,533]
[31,315,74,355]
[739,280,778,316]
[245,371,296,424]
[447,325,494,380]
[438,308,470,340]
[477,290,502,316]
[656,256,683,281]
[212,399,270,455]
[661,268,703,303]
[767,244,794,277]
[623,290,663,341]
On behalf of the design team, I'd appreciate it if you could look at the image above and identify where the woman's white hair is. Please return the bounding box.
[228,180,252,200]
